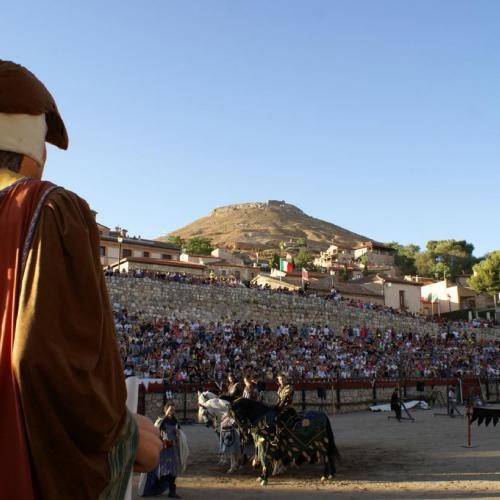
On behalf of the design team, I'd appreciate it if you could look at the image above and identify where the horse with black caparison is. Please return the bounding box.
[229,398,339,486]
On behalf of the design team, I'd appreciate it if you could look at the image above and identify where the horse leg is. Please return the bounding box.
[260,462,269,486]
[227,454,237,473]
[327,451,336,480]
[321,457,329,482]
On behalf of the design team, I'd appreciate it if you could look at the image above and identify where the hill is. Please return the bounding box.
[158,200,371,251]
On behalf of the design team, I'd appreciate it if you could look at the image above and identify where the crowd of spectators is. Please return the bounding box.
[105,269,497,331]
[116,310,500,385]
[104,267,247,288]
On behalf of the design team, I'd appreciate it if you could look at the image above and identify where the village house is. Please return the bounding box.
[179,252,221,265]
[314,242,355,269]
[420,279,494,316]
[210,248,246,266]
[98,224,180,267]
[250,274,301,292]
[353,240,396,267]
[108,256,205,276]
[205,261,261,282]
[376,275,422,314]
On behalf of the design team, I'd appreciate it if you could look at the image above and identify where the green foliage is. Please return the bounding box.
[468,251,500,301]
[296,237,307,248]
[269,253,280,270]
[341,265,352,281]
[184,237,214,255]
[167,235,184,247]
[387,242,420,275]
[415,239,476,280]
[294,249,314,270]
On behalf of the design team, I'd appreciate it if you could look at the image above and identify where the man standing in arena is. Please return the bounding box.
[391,388,402,421]
[0,60,161,499]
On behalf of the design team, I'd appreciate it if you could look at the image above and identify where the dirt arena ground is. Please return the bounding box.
[133,407,500,499]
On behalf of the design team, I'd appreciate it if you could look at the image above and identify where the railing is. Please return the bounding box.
[137,376,498,419]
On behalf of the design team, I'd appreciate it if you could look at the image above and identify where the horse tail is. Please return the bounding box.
[325,417,340,462]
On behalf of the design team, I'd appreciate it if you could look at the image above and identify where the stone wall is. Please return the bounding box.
[140,379,500,421]
[106,276,442,335]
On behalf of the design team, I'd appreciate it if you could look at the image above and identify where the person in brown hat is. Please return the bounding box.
[0,60,162,499]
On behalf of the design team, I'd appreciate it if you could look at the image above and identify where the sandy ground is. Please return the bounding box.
[133,407,500,499]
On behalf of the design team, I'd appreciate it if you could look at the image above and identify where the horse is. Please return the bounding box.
[229,398,339,486]
[197,391,242,473]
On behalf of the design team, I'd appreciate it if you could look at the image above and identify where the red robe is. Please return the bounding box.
[0,172,137,499]
[0,177,56,500]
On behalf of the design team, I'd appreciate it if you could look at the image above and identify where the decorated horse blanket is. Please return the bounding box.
[253,410,331,465]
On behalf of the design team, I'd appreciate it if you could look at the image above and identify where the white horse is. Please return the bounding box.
[197,391,242,473]
[197,392,281,478]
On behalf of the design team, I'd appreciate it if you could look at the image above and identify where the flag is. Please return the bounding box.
[421,293,439,304]
[302,268,309,282]
[279,259,294,273]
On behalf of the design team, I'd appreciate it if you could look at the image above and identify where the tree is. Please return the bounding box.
[294,249,314,270]
[468,251,500,306]
[167,235,184,247]
[415,240,477,280]
[296,237,307,248]
[268,253,280,270]
[361,255,369,276]
[184,237,214,255]
[341,264,352,281]
[387,242,420,275]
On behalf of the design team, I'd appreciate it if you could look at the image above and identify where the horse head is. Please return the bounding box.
[229,398,275,432]
[198,391,230,427]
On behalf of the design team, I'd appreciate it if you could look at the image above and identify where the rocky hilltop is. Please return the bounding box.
[158,200,370,251]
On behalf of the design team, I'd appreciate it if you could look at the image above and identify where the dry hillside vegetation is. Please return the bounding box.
[159,201,370,250]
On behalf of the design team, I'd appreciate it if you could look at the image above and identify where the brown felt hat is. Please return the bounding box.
[0,60,68,149]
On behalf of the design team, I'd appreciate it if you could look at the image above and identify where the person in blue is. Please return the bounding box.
[139,404,182,498]
[159,405,182,498]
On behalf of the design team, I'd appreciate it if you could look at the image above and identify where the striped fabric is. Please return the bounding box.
[99,411,139,500]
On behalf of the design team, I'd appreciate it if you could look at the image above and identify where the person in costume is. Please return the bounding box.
[0,60,162,499]
[242,375,258,400]
[276,373,295,409]
[227,373,243,399]
[139,405,183,498]
[272,373,296,450]
[219,412,242,474]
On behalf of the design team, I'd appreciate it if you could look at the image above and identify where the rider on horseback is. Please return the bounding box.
[242,375,259,400]
[220,373,243,402]
[276,374,295,410]
[273,374,296,445]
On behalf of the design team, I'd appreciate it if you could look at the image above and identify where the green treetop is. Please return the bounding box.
[415,239,476,280]
[387,242,420,275]
[468,251,500,306]
[294,249,315,270]
[184,237,214,255]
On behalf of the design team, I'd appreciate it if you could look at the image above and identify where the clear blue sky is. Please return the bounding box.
[3,1,499,256]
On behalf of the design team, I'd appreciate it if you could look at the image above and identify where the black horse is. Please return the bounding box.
[229,398,339,485]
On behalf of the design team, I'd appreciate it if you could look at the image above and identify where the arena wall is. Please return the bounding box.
[139,378,498,420]
[106,276,442,335]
